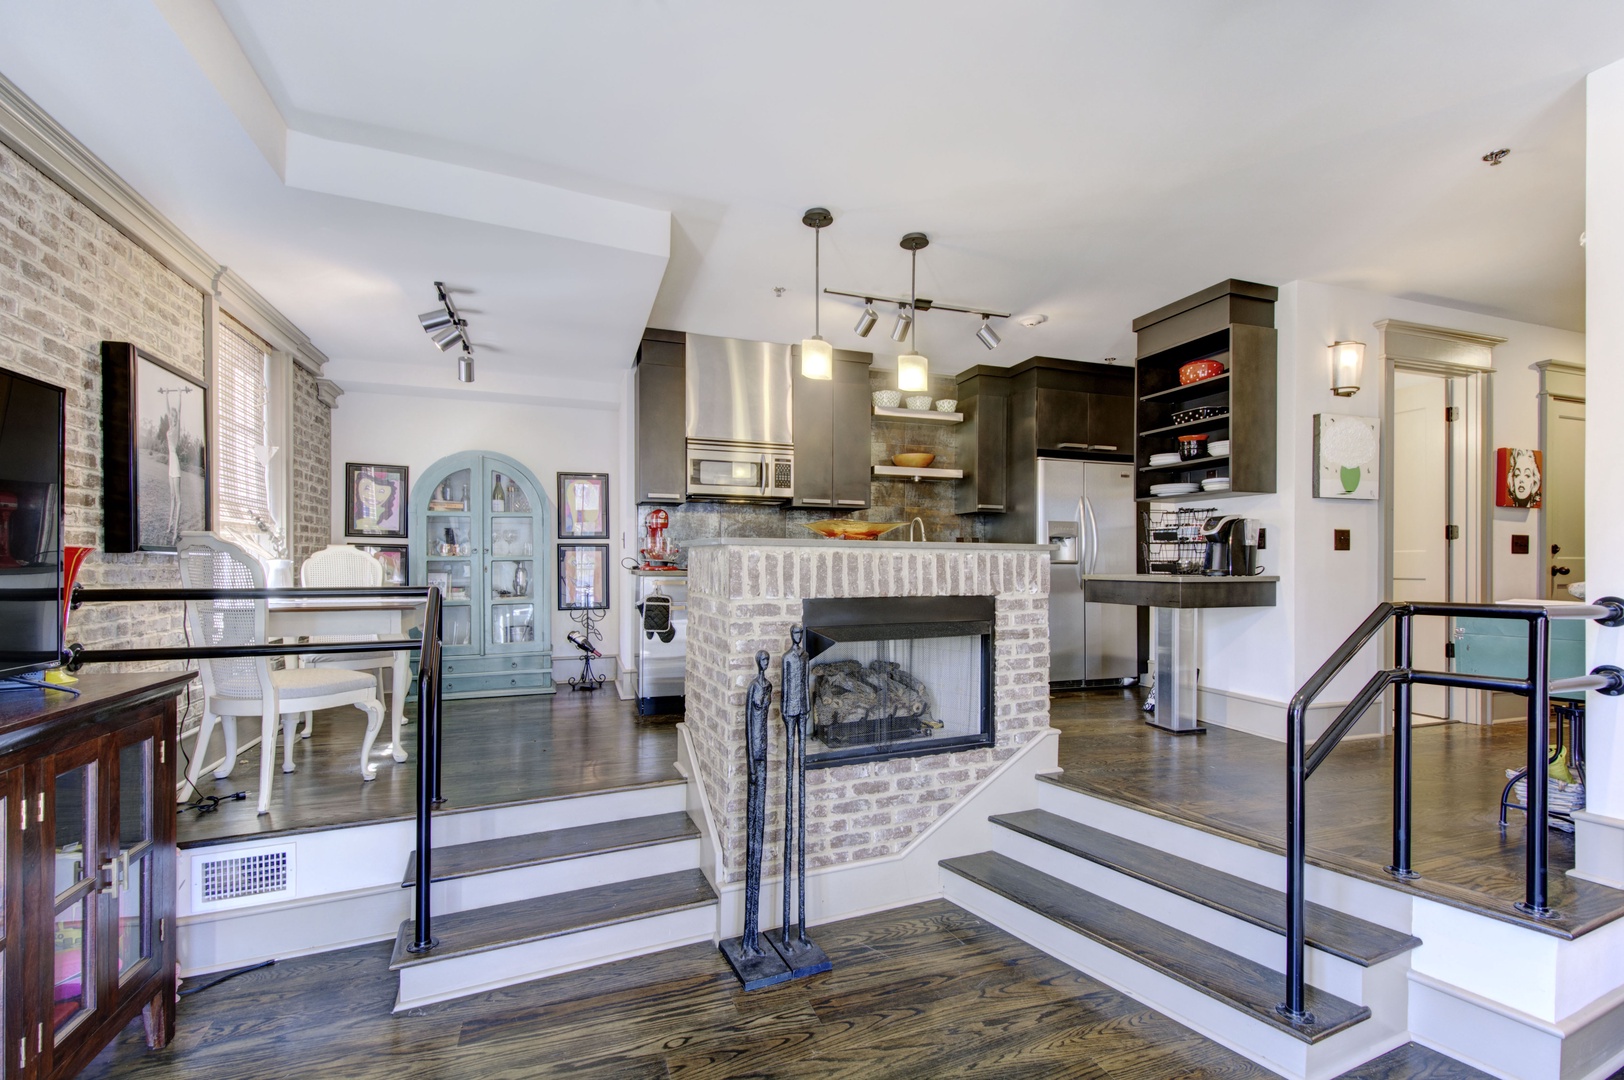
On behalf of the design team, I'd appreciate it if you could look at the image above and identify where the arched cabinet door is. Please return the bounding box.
[411,451,554,698]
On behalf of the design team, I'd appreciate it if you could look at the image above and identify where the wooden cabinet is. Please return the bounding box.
[955,391,1008,514]
[1131,280,1278,502]
[793,348,872,510]
[0,672,188,1080]
[635,330,686,505]
[410,451,554,699]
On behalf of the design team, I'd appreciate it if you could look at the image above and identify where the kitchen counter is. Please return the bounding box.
[684,537,1052,553]
[630,568,688,579]
[1081,573,1278,609]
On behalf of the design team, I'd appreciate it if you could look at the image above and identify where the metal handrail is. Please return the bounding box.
[67,582,448,953]
[1279,596,1624,1025]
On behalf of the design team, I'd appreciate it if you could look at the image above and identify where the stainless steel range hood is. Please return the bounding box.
[684,334,795,501]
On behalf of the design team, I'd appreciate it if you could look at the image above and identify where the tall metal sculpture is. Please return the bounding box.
[719,650,792,989]
[770,625,831,977]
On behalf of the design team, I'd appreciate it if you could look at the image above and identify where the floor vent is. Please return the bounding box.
[191,845,296,912]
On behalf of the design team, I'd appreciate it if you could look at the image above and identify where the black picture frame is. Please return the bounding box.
[101,341,210,553]
[557,472,610,539]
[558,543,610,611]
[345,462,410,539]
[356,543,409,586]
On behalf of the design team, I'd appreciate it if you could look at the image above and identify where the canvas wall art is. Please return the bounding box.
[1312,413,1380,500]
[101,341,210,553]
[1496,448,1543,508]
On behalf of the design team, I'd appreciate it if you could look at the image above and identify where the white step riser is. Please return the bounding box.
[394,904,718,1012]
[432,783,688,847]
[942,871,1406,1080]
[1037,783,1413,932]
[430,838,702,914]
[992,829,1369,1004]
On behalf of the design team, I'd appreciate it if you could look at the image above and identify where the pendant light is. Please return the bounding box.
[800,208,834,380]
[896,232,930,392]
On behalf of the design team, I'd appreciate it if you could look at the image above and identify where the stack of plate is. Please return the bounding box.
[1209,440,1231,457]
[1202,477,1232,492]
[1149,482,1200,496]
[1148,452,1181,467]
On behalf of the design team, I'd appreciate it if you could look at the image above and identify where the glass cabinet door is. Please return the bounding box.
[1,767,18,1080]
[485,460,542,651]
[47,745,99,1047]
[424,465,481,654]
[113,729,157,990]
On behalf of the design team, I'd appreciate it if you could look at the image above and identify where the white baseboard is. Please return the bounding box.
[1197,687,1375,743]
[177,882,408,977]
[1410,969,1624,1080]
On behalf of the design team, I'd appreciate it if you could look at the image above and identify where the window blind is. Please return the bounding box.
[214,316,273,529]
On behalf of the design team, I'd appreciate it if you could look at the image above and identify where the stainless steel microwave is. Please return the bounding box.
[685,439,794,501]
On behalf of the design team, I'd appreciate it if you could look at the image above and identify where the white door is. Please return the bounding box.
[1545,398,1585,597]
[1392,373,1450,721]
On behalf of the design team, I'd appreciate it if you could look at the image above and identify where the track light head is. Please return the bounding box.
[431,324,464,352]
[457,354,474,383]
[854,304,878,337]
[418,309,455,332]
[976,316,1001,350]
[891,306,913,343]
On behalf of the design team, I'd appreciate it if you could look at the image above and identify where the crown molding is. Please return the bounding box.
[0,69,327,375]
[314,378,344,408]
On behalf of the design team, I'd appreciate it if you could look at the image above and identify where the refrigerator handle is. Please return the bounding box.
[1075,496,1088,586]
[1084,496,1101,574]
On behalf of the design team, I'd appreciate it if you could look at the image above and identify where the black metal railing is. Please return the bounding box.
[1279,597,1624,1025]
[67,583,448,952]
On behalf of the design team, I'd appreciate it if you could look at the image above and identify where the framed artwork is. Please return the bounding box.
[357,543,408,586]
[1312,414,1380,500]
[558,472,609,539]
[558,543,610,610]
[101,341,210,553]
[346,463,409,538]
[1496,448,1543,508]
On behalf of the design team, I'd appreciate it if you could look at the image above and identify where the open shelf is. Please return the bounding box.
[1137,487,1254,504]
[872,465,964,480]
[1138,372,1229,403]
[872,406,963,424]
[1140,454,1230,473]
[1139,414,1231,438]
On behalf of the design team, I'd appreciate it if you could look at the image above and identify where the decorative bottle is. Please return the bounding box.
[491,473,505,513]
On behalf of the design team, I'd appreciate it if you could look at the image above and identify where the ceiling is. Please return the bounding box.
[1,1,1621,395]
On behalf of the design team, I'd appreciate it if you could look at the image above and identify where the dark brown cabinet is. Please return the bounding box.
[955,390,1008,514]
[0,672,186,1080]
[793,348,872,511]
[635,330,687,505]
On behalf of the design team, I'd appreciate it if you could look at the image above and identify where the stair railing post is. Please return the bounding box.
[1388,611,1418,881]
[430,599,445,805]
[1519,612,1553,918]
[408,587,443,954]
[1280,697,1313,1024]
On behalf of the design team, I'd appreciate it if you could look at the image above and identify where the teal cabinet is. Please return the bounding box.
[410,451,554,698]
[1455,614,1585,702]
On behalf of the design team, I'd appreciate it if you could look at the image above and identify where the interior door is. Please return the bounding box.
[1545,398,1585,598]
[1392,373,1450,720]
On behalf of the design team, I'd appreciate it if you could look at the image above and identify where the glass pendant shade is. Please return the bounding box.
[1329,340,1365,397]
[897,352,929,392]
[801,336,833,380]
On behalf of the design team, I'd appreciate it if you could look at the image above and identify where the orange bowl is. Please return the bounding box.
[1178,359,1226,385]
[891,452,936,468]
[803,519,906,540]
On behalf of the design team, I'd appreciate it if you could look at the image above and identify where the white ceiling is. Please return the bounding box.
[2,1,1621,392]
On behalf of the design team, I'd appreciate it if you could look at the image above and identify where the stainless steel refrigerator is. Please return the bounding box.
[1035,459,1138,685]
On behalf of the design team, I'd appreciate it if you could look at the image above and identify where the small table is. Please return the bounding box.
[267,596,424,736]
[1082,574,1280,734]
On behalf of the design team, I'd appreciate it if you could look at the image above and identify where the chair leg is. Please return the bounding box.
[298,711,314,739]
[257,706,279,815]
[282,709,299,774]
[388,678,407,763]
[358,698,385,779]
[213,713,239,779]
[184,709,219,797]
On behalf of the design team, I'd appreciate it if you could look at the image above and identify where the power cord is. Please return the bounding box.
[0,675,81,696]
[179,791,247,816]
[178,959,276,997]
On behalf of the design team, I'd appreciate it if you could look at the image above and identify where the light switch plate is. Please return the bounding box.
[1511,534,1530,554]
[1334,529,1351,551]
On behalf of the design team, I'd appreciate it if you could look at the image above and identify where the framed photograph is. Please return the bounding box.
[1496,448,1543,508]
[346,463,409,538]
[558,543,610,610]
[357,543,408,586]
[1312,414,1380,500]
[101,341,210,553]
[557,472,609,539]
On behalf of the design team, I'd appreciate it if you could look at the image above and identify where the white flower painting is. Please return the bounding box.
[1313,413,1380,500]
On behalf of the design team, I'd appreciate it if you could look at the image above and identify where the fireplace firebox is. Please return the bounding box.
[801,596,995,766]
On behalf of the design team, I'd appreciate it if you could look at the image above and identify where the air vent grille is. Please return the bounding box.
[191,845,296,911]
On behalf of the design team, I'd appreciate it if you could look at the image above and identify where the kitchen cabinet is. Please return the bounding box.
[411,451,554,699]
[955,390,1008,514]
[635,329,686,505]
[0,672,188,1080]
[793,347,872,511]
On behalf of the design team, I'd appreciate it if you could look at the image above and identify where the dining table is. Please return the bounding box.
[266,594,425,736]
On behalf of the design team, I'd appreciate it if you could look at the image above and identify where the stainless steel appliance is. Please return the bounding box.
[1201,515,1261,576]
[684,334,794,500]
[635,572,687,714]
[1036,459,1138,685]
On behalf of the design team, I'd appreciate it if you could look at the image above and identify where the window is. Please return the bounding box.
[214,316,273,530]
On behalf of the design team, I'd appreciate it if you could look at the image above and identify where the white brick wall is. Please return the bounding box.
[685,542,1052,884]
[290,365,330,566]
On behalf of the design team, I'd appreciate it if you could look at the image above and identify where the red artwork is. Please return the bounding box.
[1495,448,1543,509]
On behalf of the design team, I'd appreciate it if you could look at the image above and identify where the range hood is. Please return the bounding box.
[684,334,795,501]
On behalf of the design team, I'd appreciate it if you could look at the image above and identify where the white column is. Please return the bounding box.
[1572,56,1624,885]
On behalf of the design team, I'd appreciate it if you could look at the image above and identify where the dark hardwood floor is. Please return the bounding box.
[177,690,682,847]
[85,899,1489,1080]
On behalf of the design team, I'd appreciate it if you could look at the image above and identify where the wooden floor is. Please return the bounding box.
[178,690,681,847]
[1049,689,1624,937]
[85,899,1488,1080]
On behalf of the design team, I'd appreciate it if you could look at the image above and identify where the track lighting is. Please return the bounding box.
[891,306,913,342]
[976,316,1001,350]
[854,303,878,337]
[418,280,478,380]
[458,354,475,383]
[431,324,464,352]
[418,309,455,332]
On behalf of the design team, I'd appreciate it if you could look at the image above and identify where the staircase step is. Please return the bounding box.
[941,851,1369,1045]
[992,809,1419,966]
[402,812,699,886]
[389,867,716,971]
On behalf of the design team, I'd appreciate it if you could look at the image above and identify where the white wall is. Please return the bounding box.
[328,389,632,670]
[1199,281,1584,721]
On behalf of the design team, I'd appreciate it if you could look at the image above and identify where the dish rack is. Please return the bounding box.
[1142,506,1217,575]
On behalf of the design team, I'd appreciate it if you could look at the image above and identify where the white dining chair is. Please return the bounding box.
[295,544,407,745]
[179,534,391,815]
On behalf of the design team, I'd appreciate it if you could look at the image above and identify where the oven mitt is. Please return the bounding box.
[640,595,672,636]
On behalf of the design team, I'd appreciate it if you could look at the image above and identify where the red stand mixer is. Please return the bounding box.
[640,507,681,571]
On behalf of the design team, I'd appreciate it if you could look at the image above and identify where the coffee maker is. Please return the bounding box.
[1201,515,1260,576]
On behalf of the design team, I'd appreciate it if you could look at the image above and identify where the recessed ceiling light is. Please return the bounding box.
[1019,313,1048,327]
[1482,148,1510,166]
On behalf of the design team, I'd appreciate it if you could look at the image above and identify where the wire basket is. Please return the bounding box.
[1142,506,1217,575]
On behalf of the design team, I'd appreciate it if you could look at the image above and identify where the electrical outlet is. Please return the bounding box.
[1511,534,1530,554]
[1334,529,1351,551]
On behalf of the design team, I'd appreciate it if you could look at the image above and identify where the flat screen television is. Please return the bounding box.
[0,367,66,678]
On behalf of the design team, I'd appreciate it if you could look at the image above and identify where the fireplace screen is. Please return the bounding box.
[802,596,995,766]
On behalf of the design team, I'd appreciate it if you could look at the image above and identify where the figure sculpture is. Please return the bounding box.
[770,626,831,978]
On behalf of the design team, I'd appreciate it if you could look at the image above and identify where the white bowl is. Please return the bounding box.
[905,395,933,411]
[872,390,903,408]
[935,399,958,412]
[1209,440,1231,456]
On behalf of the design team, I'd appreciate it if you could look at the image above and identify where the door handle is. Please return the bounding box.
[800,498,832,506]
[1084,497,1101,574]
[760,454,769,495]
[644,492,682,501]
[1075,497,1088,585]
[1089,444,1118,452]
[836,499,867,506]
[1552,565,1572,577]
[101,850,129,899]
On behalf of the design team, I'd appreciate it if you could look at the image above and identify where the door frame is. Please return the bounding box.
[1377,319,1502,727]
[1535,360,1586,600]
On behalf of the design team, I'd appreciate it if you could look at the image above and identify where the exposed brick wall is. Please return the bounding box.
[290,365,330,565]
[685,540,1051,884]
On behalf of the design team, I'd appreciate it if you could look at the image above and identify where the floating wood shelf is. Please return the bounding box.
[1138,372,1230,403]
[872,465,964,480]
[1139,454,1230,473]
[872,406,963,424]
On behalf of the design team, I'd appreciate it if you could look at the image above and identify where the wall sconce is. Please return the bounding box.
[897,352,929,392]
[1329,341,1365,397]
